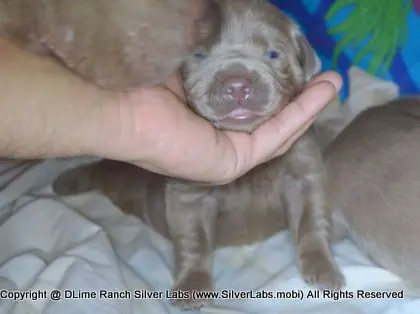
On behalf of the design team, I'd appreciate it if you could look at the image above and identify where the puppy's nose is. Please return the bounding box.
[223,77,253,103]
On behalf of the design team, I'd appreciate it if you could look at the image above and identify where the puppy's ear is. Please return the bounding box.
[292,28,321,82]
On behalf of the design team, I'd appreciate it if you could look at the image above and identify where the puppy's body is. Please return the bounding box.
[54,133,343,308]
[326,97,420,291]
[51,148,308,248]
[0,0,216,90]
[83,97,420,295]
[53,0,344,309]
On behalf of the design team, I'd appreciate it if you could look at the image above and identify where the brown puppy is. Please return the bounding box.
[53,0,344,310]
[326,96,420,293]
[0,0,218,90]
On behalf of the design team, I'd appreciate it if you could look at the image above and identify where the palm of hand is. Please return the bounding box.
[108,72,341,183]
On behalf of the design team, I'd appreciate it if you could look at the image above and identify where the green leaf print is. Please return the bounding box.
[326,0,412,74]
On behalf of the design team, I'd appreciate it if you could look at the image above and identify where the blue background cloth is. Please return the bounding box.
[270,0,420,102]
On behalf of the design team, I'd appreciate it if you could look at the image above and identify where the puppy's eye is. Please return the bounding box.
[265,50,279,59]
[193,51,207,59]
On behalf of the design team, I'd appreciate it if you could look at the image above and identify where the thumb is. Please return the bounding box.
[249,74,342,165]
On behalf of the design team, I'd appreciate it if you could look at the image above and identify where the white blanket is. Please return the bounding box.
[0,157,419,314]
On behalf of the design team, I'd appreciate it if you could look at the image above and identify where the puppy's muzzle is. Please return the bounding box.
[209,63,270,122]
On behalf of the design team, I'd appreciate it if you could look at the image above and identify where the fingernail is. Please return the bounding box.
[322,72,343,92]
[309,71,343,92]
[309,80,340,97]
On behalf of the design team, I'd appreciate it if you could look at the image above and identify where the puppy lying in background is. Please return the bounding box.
[326,96,420,293]
[53,0,344,309]
[0,0,218,90]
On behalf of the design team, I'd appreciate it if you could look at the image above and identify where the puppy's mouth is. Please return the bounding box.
[225,108,256,120]
[218,107,267,125]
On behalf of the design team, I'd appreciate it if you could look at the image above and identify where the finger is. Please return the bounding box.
[249,79,338,165]
[308,71,342,90]
[266,117,316,161]
[217,118,315,184]
[129,159,173,177]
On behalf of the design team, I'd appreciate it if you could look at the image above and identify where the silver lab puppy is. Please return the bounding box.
[0,0,217,90]
[327,96,420,293]
[53,0,344,310]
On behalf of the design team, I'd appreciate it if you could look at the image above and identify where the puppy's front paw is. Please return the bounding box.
[170,269,213,310]
[300,250,345,291]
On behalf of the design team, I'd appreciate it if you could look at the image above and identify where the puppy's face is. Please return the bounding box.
[182,0,321,132]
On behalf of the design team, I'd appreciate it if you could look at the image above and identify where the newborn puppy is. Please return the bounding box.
[0,0,218,90]
[53,0,344,309]
[183,0,321,131]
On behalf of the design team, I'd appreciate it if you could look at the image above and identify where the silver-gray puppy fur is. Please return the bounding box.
[326,96,420,293]
[53,0,345,309]
[0,0,217,90]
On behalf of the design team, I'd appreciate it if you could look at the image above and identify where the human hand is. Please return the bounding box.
[94,71,342,184]
[0,35,340,183]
